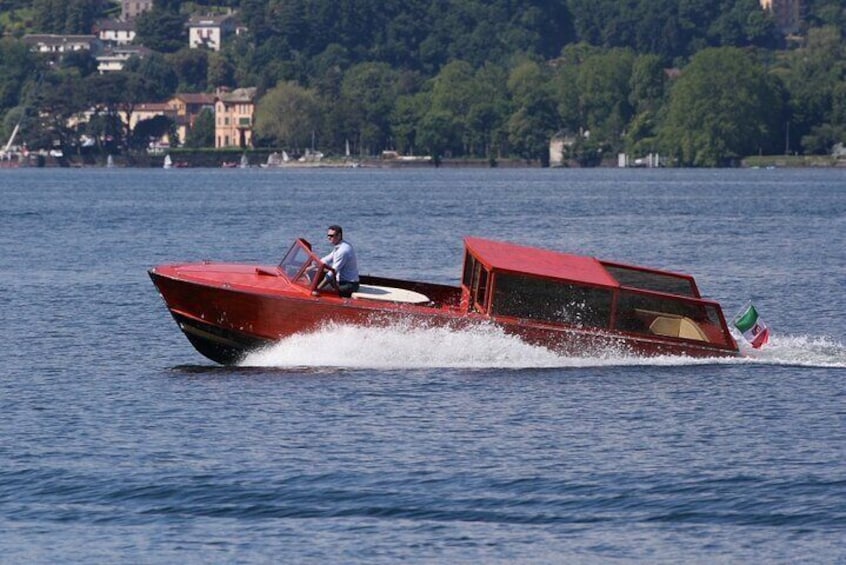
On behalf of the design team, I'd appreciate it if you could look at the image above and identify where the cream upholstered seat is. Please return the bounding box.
[648,315,708,341]
[351,284,430,304]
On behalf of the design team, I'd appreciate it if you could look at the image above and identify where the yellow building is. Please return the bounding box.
[215,87,256,149]
[169,93,216,141]
[117,93,216,148]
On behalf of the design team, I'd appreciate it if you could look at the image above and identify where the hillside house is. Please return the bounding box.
[95,19,136,46]
[215,87,256,149]
[121,0,153,21]
[116,93,216,147]
[188,14,239,52]
[96,45,150,73]
[23,34,101,57]
[169,93,216,141]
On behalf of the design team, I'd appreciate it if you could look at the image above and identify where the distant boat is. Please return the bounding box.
[298,149,323,163]
[106,154,114,168]
[263,151,290,167]
[163,154,173,169]
[240,153,249,168]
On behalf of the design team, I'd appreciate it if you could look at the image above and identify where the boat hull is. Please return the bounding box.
[169,311,269,365]
[149,267,738,365]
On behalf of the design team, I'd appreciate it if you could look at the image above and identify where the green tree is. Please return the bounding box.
[466,64,510,159]
[625,54,667,155]
[59,50,98,78]
[337,62,403,155]
[552,44,599,134]
[207,51,236,89]
[629,54,666,114]
[708,0,778,48]
[0,38,38,113]
[134,5,186,53]
[124,53,179,100]
[32,0,66,33]
[167,48,208,92]
[84,70,155,150]
[30,70,87,151]
[254,81,322,150]
[659,47,783,166]
[32,0,108,34]
[83,112,124,155]
[428,60,475,155]
[129,114,175,150]
[801,123,846,155]
[576,48,635,146]
[775,26,846,154]
[506,60,558,165]
[417,109,456,164]
[803,0,846,29]
[566,0,776,61]
[391,91,428,155]
[1,105,32,153]
[184,108,215,148]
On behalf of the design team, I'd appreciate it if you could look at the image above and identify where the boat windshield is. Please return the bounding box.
[279,239,321,288]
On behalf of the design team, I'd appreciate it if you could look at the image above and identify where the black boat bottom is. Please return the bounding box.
[170,312,271,365]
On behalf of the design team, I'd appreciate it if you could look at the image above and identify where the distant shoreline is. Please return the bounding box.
[6,152,845,169]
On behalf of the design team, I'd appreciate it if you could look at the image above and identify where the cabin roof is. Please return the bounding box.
[464,237,619,288]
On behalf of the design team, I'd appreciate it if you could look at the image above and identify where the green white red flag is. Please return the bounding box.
[733,303,770,349]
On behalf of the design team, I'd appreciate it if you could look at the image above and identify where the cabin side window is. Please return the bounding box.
[462,252,476,288]
[613,289,731,345]
[604,264,697,297]
[462,252,490,312]
[492,274,613,328]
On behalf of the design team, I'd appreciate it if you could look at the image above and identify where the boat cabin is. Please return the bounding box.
[460,237,736,349]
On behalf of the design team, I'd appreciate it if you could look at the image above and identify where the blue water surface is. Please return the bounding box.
[1,167,844,563]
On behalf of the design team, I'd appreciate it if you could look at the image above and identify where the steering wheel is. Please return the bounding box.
[317,263,338,291]
[302,262,318,283]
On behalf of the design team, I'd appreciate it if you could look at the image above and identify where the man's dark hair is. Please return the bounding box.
[328,225,343,237]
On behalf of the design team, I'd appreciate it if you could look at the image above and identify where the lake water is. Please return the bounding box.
[1,167,844,563]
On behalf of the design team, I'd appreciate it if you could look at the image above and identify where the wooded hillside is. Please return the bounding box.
[1,0,844,165]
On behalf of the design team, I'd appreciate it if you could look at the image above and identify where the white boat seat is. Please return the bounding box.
[352,284,430,304]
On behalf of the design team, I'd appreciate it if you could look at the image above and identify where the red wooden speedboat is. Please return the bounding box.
[149,237,739,364]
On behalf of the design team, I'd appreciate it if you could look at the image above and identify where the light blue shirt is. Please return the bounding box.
[321,240,359,283]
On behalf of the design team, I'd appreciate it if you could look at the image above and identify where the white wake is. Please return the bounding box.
[239,322,846,369]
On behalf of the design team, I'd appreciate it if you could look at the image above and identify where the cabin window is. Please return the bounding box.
[613,289,730,345]
[473,265,488,311]
[492,274,613,328]
[462,252,490,312]
[604,264,697,297]
[615,289,705,325]
[462,252,476,288]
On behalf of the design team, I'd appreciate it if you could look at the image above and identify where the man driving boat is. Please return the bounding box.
[318,225,360,297]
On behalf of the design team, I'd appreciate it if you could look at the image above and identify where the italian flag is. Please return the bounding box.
[733,303,770,349]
